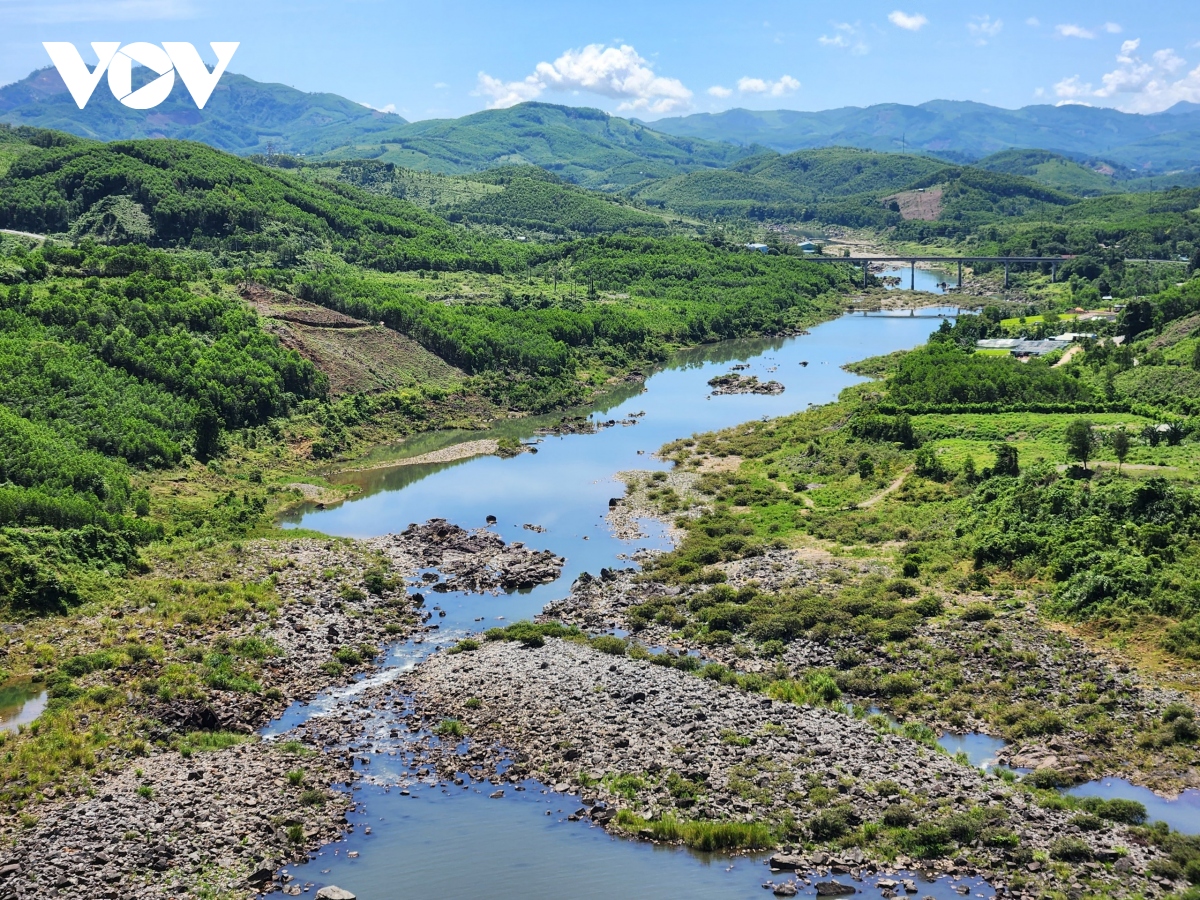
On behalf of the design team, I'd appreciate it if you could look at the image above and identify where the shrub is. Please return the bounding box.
[435,719,464,739]
[1077,797,1147,825]
[1050,837,1093,862]
[961,603,995,622]
[809,805,858,840]
[1022,769,1069,789]
[899,823,952,858]
[339,584,366,603]
[882,805,916,828]
[914,595,944,617]
[590,635,627,656]
[447,638,479,655]
[286,769,305,787]
[1071,814,1106,832]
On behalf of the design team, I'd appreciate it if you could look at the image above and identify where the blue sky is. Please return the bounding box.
[2,0,1199,120]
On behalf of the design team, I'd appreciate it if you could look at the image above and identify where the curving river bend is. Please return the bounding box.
[264,307,1020,899]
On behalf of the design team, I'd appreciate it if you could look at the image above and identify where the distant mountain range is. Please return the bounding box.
[4,66,1200,187]
[644,101,1200,174]
[0,66,406,157]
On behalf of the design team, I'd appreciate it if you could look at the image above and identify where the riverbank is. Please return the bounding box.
[0,522,562,898]
[393,636,1170,899]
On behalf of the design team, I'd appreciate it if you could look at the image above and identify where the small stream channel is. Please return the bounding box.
[263,306,1194,897]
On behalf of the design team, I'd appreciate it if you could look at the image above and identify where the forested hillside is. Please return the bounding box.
[0,125,856,616]
[305,161,675,238]
[317,102,755,189]
[0,68,407,157]
[0,243,328,613]
[647,99,1200,174]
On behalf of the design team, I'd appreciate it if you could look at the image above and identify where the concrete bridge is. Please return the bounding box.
[805,255,1075,289]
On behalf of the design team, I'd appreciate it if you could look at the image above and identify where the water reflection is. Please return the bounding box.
[0,679,47,732]
[1067,779,1200,835]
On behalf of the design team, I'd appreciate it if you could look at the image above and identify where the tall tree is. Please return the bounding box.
[1065,419,1096,471]
[1110,427,1130,474]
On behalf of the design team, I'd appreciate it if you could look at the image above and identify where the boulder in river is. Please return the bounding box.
[316,888,357,900]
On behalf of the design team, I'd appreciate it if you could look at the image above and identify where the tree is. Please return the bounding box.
[193,403,222,462]
[1192,342,1200,371]
[1065,419,1096,470]
[1110,427,1130,474]
[1190,246,1200,276]
[992,443,1020,478]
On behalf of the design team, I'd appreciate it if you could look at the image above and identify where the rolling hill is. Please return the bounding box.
[0,70,754,191]
[318,102,756,189]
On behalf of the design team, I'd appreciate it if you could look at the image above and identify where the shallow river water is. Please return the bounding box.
[265,305,1190,898]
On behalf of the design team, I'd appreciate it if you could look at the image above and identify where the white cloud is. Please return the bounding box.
[707,84,733,98]
[475,43,693,115]
[433,82,448,90]
[1034,86,1046,98]
[1056,24,1096,39]
[1054,75,1095,104]
[360,101,397,114]
[967,15,1003,44]
[737,75,800,96]
[888,10,928,31]
[819,21,869,54]
[1054,39,1200,112]
[1104,22,1123,34]
[1026,17,1041,27]
[0,0,193,21]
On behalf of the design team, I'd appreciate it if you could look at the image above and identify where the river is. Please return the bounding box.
[268,308,1014,899]
[268,300,1200,894]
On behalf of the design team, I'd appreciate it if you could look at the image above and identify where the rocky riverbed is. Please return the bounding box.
[0,521,563,900]
[708,373,785,395]
[389,638,1177,899]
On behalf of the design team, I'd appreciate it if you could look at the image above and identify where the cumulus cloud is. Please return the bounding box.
[475,44,693,115]
[819,21,869,54]
[737,75,801,96]
[1104,22,1123,34]
[888,10,928,31]
[707,85,733,98]
[1054,75,1095,103]
[1056,24,1096,39]
[1054,39,1200,112]
[967,15,1003,44]
[360,101,398,114]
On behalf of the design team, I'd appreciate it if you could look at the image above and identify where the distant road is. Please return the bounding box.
[0,228,46,241]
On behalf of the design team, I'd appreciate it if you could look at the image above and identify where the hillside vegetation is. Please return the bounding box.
[0,125,852,617]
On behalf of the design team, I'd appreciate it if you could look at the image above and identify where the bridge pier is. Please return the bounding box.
[1004,261,1010,289]
[863,261,869,288]
[958,260,963,289]
[1051,261,1057,284]
[910,260,915,291]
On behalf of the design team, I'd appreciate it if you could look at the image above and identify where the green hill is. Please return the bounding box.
[622,147,1072,230]
[303,161,674,238]
[322,102,755,190]
[626,148,945,224]
[0,128,518,272]
[975,149,1121,196]
[0,68,405,157]
[645,100,1200,174]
